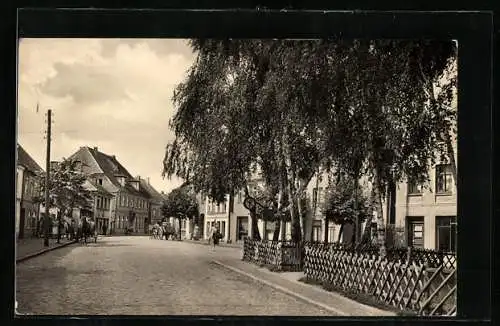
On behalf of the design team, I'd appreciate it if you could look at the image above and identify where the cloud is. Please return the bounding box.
[40,62,131,105]
[17,38,194,193]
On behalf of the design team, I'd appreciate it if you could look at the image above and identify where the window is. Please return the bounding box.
[312,220,322,242]
[436,216,457,253]
[98,178,103,185]
[237,191,242,204]
[436,164,453,194]
[407,179,422,195]
[407,217,424,248]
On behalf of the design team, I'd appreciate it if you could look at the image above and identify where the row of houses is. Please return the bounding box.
[196,150,457,253]
[15,145,166,238]
[16,143,457,253]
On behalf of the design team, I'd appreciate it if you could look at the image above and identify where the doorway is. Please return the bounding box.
[406,216,425,248]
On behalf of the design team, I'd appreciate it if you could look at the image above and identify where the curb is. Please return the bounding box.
[16,240,77,263]
[212,259,349,316]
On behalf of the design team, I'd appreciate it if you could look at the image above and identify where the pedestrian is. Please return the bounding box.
[211,227,221,251]
[207,226,213,246]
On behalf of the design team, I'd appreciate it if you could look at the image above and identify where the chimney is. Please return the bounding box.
[147,177,150,184]
[112,155,116,159]
[93,147,98,152]
[136,175,141,180]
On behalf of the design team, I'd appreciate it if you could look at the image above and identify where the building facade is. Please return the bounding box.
[83,180,113,234]
[69,146,151,234]
[203,195,231,241]
[16,144,44,239]
[139,177,164,231]
[394,152,457,252]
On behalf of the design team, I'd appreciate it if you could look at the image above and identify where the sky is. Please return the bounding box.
[17,38,196,194]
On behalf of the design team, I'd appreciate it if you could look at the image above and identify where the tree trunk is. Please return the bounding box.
[244,184,261,241]
[324,218,329,244]
[281,130,302,243]
[251,209,261,241]
[272,220,280,241]
[280,220,286,240]
[297,177,306,242]
[297,193,305,241]
[283,146,300,243]
[277,171,286,241]
[337,223,344,243]
[263,219,268,240]
[372,168,387,257]
[360,213,373,245]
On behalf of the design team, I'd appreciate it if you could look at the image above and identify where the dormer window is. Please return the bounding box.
[116,175,126,187]
[129,180,140,191]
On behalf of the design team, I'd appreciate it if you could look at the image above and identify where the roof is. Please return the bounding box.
[83,180,113,197]
[17,144,43,174]
[86,147,147,197]
[139,179,164,202]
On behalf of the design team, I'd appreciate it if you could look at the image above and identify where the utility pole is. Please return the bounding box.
[43,109,52,247]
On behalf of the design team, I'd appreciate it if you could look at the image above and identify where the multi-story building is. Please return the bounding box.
[203,194,231,241]
[199,188,250,243]
[393,146,457,252]
[139,177,164,230]
[68,146,151,234]
[83,179,113,234]
[16,144,44,239]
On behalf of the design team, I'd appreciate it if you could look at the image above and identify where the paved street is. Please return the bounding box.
[16,236,335,316]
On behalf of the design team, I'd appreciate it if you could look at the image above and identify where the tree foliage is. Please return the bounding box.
[34,159,93,220]
[163,38,457,244]
[161,185,199,220]
[322,173,372,229]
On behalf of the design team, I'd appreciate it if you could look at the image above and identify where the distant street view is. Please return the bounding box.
[16,38,457,316]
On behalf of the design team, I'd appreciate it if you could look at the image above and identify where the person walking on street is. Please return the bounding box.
[210,227,221,251]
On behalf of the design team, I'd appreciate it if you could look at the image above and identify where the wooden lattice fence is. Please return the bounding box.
[304,243,457,316]
[242,238,302,271]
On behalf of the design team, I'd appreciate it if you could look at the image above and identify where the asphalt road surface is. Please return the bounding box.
[16,236,335,316]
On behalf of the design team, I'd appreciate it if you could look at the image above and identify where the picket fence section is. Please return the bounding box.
[242,238,456,316]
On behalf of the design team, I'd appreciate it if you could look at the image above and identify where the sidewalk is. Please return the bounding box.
[183,238,243,249]
[16,237,75,262]
[212,255,396,316]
